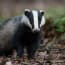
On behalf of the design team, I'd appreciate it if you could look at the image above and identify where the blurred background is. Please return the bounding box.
[0,0,65,18]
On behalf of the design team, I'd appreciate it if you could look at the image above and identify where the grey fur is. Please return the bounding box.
[0,16,22,49]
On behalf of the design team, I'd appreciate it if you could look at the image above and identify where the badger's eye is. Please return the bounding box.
[38,13,42,23]
[38,16,41,22]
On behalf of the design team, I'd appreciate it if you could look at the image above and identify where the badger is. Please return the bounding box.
[0,9,45,59]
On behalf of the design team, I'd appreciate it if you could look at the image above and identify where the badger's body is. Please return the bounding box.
[0,9,45,59]
[12,20,41,59]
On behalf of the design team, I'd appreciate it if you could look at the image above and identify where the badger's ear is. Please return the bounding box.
[40,10,45,15]
[24,9,30,16]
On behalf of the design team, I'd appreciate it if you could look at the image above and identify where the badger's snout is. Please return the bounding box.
[32,28,40,32]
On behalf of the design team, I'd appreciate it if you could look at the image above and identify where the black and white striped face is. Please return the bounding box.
[24,9,45,32]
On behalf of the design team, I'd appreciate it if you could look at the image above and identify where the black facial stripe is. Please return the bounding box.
[38,12,42,28]
[25,10,43,29]
[25,11,34,29]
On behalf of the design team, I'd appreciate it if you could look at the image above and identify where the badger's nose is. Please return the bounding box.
[33,28,40,32]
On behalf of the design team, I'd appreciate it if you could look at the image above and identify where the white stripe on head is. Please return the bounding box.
[40,16,45,27]
[32,10,40,31]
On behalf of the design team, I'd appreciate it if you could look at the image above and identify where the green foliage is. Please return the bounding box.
[54,17,65,32]
[46,7,65,33]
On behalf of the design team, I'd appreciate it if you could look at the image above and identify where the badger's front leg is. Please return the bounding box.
[27,42,40,60]
[12,39,24,57]
[16,43,24,57]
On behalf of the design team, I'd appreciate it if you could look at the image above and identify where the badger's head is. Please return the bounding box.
[22,9,45,32]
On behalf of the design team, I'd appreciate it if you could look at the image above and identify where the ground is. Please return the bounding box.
[0,42,65,65]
